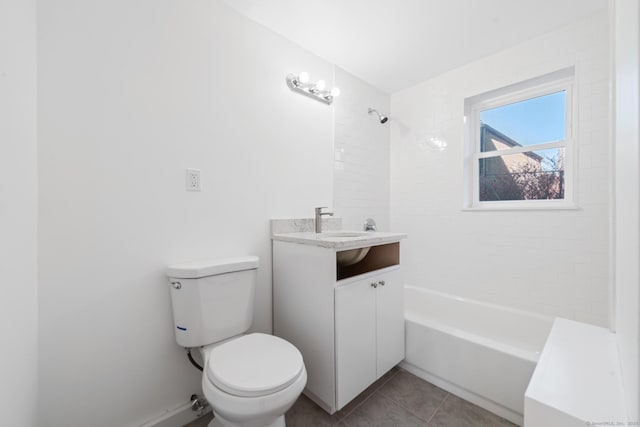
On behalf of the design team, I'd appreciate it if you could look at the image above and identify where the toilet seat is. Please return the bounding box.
[206,333,304,398]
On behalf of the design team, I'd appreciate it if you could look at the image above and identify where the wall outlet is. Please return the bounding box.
[186,168,201,191]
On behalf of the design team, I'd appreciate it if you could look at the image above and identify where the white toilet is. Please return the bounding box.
[167,256,307,427]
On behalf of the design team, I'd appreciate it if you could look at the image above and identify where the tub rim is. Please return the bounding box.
[404,284,554,363]
[404,284,555,323]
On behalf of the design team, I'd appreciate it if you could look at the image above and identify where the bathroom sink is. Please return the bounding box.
[322,232,369,238]
[336,247,370,266]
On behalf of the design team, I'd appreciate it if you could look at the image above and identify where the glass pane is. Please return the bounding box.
[479,148,565,201]
[480,91,566,152]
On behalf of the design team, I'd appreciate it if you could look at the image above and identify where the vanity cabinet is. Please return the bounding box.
[272,236,405,414]
[335,268,403,409]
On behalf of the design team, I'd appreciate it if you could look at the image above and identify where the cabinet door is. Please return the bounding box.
[375,269,405,378]
[335,278,377,410]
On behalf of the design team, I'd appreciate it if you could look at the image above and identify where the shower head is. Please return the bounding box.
[368,108,388,124]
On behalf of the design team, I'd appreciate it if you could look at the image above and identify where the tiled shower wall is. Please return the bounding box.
[390,11,611,326]
[333,67,391,231]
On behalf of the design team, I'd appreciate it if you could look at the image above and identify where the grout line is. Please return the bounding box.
[374,369,444,424]
[378,398,423,423]
[370,368,401,393]
[426,392,450,426]
[359,369,439,425]
[388,368,451,424]
[336,368,401,423]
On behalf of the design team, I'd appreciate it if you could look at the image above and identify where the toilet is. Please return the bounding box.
[167,256,307,427]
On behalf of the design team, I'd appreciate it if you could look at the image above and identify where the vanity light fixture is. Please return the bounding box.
[286,72,340,105]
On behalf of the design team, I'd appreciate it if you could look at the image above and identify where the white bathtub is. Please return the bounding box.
[400,285,554,426]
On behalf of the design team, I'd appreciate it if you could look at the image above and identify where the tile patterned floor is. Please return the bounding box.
[184,368,516,427]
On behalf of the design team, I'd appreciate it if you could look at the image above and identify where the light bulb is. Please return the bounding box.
[331,87,341,97]
[298,72,309,83]
[315,80,326,91]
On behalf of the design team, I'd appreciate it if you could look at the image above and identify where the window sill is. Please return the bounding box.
[462,202,580,212]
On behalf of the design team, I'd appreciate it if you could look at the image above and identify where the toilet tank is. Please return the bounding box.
[166,256,259,348]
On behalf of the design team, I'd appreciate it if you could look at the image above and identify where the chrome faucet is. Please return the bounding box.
[364,218,377,232]
[315,207,333,233]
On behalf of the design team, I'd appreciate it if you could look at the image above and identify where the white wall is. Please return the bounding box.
[613,0,640,420]
[0,0,38,426]
[390,11,611,326]
[333,67,390,231]
[37,1,346,425]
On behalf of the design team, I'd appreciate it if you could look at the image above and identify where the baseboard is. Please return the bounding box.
[139,402,212,427]
[399,361,523,427]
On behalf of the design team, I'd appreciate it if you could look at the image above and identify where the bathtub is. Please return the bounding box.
[400,285,554,426]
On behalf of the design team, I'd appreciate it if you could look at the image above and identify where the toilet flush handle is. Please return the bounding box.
[170,281,182,289]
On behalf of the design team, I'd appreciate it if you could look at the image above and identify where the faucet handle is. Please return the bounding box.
[364,218,377,232]
[315,207,333,216]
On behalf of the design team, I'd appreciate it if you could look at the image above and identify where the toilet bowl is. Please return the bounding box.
[166,257,306,427]
[200,333,307,427]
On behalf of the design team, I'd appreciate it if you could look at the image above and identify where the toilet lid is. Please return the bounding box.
[206,333,304,397]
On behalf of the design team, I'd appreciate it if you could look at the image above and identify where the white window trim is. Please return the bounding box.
[463,68,578,211]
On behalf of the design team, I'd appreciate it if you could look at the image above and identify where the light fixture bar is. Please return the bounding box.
[286,73,340,105]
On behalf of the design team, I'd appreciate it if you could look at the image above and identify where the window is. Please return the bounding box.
[464,68,576,209]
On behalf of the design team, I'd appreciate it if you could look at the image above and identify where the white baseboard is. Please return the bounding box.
[139,402,212,427]
[399,361,523,427]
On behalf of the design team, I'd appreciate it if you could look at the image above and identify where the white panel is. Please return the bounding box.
[36,1,337,425]
[0,0,38,426]
[524,398,585,427]
[613,0,640,420]
[273,241,336,411]
[404,285,553,356]
[405,318,535,417]
[333,67,391,231]
[524,318,626,425]
[375,268,405,377]
[335,277,377,409]
[390,10,611,327]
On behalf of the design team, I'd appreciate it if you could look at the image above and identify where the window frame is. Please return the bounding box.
[464,70,578,210]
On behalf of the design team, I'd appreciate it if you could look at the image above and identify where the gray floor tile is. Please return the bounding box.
[183,412,213,427]
[286,394,341,427]
[377,370,447,421]
[334,366,400,419]
[287,367,399,425]
[343,392,427,427]
[183,369,516,427]
[428,394,516,427]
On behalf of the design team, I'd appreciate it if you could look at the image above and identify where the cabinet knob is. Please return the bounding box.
[371,282,378,288]
[378,280,385,287]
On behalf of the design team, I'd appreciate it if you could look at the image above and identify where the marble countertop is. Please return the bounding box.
[271,231,407,249]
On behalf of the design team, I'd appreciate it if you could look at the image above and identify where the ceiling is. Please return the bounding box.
[223,0,607,93]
